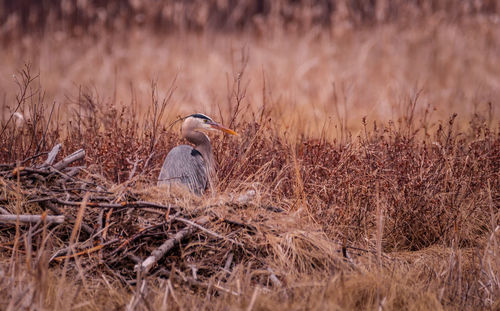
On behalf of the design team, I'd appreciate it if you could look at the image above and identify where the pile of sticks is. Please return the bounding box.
[0,144,289,293]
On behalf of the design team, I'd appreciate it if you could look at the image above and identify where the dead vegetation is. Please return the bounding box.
[0,60,498,310]
[1,2,500,310]
[1,0,498,37]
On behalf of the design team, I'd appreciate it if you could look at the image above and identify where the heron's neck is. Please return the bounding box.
[184,130,213,166]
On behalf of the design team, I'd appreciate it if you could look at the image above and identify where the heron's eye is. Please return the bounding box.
[203,119,208,123]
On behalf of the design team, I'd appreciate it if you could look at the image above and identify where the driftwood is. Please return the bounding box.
[0,214,65,224]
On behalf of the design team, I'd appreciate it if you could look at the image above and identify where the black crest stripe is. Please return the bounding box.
[189,113,212,121]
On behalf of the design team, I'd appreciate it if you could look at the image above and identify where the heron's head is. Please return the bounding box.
[182,113,238,136]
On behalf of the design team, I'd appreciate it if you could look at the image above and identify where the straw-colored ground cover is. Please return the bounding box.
[0,2,499,310]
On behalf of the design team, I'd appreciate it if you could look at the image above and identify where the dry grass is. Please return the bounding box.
[1,13,499,137]
[1,3,500,310]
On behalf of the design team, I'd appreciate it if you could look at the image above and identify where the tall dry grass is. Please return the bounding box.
[1,3,499,310]
[1,62,498,310]
[1,13,499,137]
[1,0,498,36]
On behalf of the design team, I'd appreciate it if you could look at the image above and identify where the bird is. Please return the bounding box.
[158,113,238,195]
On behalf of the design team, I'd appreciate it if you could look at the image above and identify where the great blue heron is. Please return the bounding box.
[158,113,238,195]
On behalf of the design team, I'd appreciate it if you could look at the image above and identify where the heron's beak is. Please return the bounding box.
[210,123,238,136]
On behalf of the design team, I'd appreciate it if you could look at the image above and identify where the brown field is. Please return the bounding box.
[0,1,499,310]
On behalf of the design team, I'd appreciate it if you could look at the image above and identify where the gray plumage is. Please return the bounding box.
[157,145,208,195]
[157,113,237,196]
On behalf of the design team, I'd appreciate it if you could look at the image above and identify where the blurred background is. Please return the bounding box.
[0,0,499,136]
[1,1,498,35]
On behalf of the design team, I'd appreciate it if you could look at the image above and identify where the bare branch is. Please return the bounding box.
[42,143,62,167]
[0,214,65,224]
[53,149,85,171]
[136,217,209,274]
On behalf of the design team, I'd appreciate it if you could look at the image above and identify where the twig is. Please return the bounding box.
[224,252,234,272]
[41,200,94,235]
[61,166,83,181]
[53,244,104,262]
[0,65,38,140]
[267,267,282,287]
[220,217,258,232]
[34,102,57,156]
[142,151,155,172]
[53,149,85,171]
[53,239,120,262]
[9,164,83,180]
[172,271,240,296]
[136,216,209,274]
[97,208,104,258]
[16,152,48,166]
[127,253,142,264]
[11,167,52,176]
[174,216,244,247]
[246,286,260,311]
[43,144,62,167]
[0,214,65,224]
[53,198,175,210]
[126,157,141,181]
[110,222,170,256]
